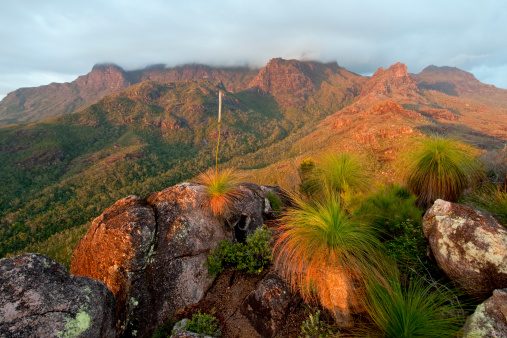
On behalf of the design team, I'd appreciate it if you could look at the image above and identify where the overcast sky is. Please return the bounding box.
[1,0,506,100]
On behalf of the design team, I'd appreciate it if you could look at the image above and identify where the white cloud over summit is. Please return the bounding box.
[1,0,506,98]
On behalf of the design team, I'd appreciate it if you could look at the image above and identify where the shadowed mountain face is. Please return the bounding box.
[0,64,257,125]
[0,64,132,125]
[1,58,507,265]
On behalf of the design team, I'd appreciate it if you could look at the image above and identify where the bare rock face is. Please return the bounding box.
[462,288,507,337]
[0,253,115,337]
[360,62,419,98]
[248,58,316,108]
[423,199,507,299]
[240,273,292,337]
[71,195,157,337]
[71,182,275,337]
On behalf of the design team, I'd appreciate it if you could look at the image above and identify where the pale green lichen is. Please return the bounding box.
[173,219,192,242]
[58,311,90,337]
[82,286,92,302]
[468,227,507,274]
[464,303,495,337]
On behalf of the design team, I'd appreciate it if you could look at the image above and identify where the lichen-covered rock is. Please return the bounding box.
[0,253,115,337]
[71,195,156,336]
[71,182,275,337]
[462,288,507,337]
[423,199,507,299]
[240,273,292,337]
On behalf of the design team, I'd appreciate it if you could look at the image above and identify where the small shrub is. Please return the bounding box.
[185,310,221,337]
[354,184,422,238]
[205,225,272,276]
[266,191,283,212]
[300,309,335,338]
[354,184,436,279]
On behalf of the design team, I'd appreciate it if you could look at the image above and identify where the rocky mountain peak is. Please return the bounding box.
[90,63,125,73]
[247,58,323,108]
[414,65,491,97]
[360,62,418,97]
[418,65,479,83]
[75,63,130,96]
[249,58,315,90]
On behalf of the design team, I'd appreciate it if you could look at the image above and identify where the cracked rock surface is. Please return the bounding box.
[0,253,115,337]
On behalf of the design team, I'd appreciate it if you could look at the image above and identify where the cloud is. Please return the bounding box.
[0,0,506,98]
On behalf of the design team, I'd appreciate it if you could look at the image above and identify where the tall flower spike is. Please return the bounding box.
[215,91,222,178]
[218,91,222,123]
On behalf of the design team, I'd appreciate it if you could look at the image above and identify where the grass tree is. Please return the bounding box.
[313,152,371,195]
[197,168,242,218]
[273,192,390,327]
[198,91,242,218]
[406,136,483,207]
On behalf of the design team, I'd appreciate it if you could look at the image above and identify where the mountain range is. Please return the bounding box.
[1,57,506,266]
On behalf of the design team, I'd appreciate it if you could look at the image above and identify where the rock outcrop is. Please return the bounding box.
[240,273,292,337]
[71,195,157,337]
[360,62,419,98]
[71,182,278,337]
[462,288,507,337]
[248,58,317,108]
[423,199,507,299]
[0,253,115,337]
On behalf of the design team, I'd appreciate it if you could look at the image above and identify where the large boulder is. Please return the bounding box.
[71,182,277,337]
[423,199,507,299]
[0,253,115,337]
[71,195,157,337]
[462,288,507,337]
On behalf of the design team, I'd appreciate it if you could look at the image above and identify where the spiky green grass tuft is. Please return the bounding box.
[364,274,464,338]
[406,136,483,207]
[197,168,243,218]
[312,152,371,196]
[466,183,507,225]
